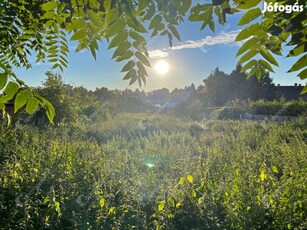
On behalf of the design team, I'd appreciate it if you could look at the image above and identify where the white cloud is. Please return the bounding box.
[149,29,242,59]
[149,49,169,59]
[34,62,52,66]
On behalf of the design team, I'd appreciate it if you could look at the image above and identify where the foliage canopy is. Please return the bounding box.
[0,0,306,122]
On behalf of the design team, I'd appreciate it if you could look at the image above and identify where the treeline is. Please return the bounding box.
[17,66,306,125]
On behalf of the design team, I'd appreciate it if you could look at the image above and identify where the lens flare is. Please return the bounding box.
[146,163,154,168]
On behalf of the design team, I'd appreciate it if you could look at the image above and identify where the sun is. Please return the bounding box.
[154,60,170,75]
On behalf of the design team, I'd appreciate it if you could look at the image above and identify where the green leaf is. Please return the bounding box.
[108,32,128,49]
[14,90,30,113]
[130,31,146,43]
[105,7,119,26]
[178,0,192,14]
[72,18,87,29]
[200,18,209,30]
[298,68,307,80]
[108,206,116,214]
[135,52,151,67]
[149,14,162,30]
[145,4,155,20]
[214,6,224,24]
[158,202,165,211]
[129,75,138,85]
[167,32,173,47]
[123,69,136,80]
[49,58,59,63]
[41,11,55,20]
[106,19,125,37]
[138,0,148,11]
[104,0,112,12]
[235,23,260,42]
[71,30,87,41]
[59,59,68,68]
[121,60,135,72]
[230,8,241,14]
[287,43,307,57]
[259,59,275,72]
[288,54,307,72]
[247,66,258,79]
[88,22,100,33]
[240,60,257,72]
[237,49,258,65]
[116,50,134,62]
[260,47,279,66]
[301,85,307,95]
[133,40,146,52]
[168,24,181,41]
[0,73,8,90]
[42,1,57,11]
[90,45,97,60]
[26,97,39,114]
[112,41,131,59]
[99,198,105,208]
[54,201,61,216]
[260,168,266,181]
[137,62,148,76]
[44,100,55,122]
[191,190,197,198]
[238,8,262,26]
[88,11,102,28]
[0,103,5,110]
[187,175,193,184]
[236,37,258,57]
[2,82,19,101]
[189,11,207,22]
[271,165,278,173]
[256,65,263,80]
[127,18,147,33]
[208,20,215,32]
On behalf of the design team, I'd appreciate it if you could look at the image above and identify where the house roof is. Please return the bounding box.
[275,85,306,100]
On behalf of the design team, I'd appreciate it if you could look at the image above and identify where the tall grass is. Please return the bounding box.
[0,115,306,229]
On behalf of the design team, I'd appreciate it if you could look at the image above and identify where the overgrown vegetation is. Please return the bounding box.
[1,1,306,229]
[1,114,306,229]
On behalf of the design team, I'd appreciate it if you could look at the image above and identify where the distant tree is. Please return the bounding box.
[190,84,196,91]
[135,89,146,99]
[167,88,190,105]
[116,89,148,113]
[147,88,170,103]
[94,87,113,102]
[38,72,78,124]
[228,66,275,100]
[203,66,275,106]
[203,68,229,106]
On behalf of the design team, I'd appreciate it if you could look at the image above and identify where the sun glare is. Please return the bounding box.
[146,163,154,168]
[154,60,170,75]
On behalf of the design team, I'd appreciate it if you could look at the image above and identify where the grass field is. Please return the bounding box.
[0,114,306,229]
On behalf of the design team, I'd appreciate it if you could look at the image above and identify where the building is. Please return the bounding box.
[275,84,307,100]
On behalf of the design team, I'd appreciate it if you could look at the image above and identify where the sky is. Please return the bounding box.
[14,3,306,92]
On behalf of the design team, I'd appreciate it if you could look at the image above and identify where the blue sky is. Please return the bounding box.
[14,5,306,92]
